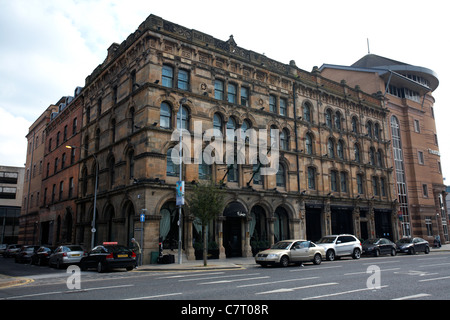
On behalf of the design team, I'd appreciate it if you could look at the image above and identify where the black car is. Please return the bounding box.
[80,243,136,273]
[15,245,40,263]
[362,238,397,257]
[396,237,430,255]
[30,246,56,266]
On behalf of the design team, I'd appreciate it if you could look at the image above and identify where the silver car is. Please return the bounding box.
[255,239,325,267]
[48,245,86,269]
[316,234,362,261]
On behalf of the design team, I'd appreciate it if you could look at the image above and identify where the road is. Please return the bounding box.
[1,252,450,304]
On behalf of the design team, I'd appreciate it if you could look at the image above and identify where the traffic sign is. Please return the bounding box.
[140,213,145,222]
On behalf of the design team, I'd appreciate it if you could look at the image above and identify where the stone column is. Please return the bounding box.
[352,207,361,239]
[217,216,226,259]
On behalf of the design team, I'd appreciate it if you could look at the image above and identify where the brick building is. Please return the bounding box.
[69,14,397,263]
[19,105,58,244]
[320,54,448,244]
[39,93,83,245]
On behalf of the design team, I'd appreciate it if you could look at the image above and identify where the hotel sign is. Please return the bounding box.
[428,148,440,156]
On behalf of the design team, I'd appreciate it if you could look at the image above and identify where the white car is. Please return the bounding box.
[48,245,86,269]
[316,234,362,261]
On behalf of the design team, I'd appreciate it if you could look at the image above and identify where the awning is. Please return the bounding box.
[223,202,248,218]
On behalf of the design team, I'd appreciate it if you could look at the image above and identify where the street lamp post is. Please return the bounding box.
[66,145,98,249]
[178,98,187,264]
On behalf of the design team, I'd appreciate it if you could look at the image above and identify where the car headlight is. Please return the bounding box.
[267,254,279,259]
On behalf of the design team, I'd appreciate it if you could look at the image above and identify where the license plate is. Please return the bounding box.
[118,254,128,258]
[71,254,80,257]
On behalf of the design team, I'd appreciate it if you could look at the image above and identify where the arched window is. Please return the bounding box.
[303,103,311,122]
[354,143,361,163]
[177,106,189,130]
[160,102,172,129]
[327,138,335,158]
[369,147,375,165]
[213,113,223,135]
[325,109,333,128]
[280,129,289,150]
[307,167,316,190]
[337,140,345,160]
[276,163,286,187]
[366,121,373,138]
[128,150,135,179]
[374,123,380,140]
[108,156,115,188]
[226,117,237,141]
[305,133,313,155]
[335,111,342,131]
[352,116,358,133]
[166,148,180,177]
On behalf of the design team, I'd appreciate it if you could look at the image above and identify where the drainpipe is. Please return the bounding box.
[292,82,301,193]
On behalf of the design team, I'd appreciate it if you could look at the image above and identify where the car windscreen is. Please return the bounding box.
[317,237,336,244]
[397,238,412,244]
[105,245,131,253]
[363,239,379,245]
[270,242,291,250]
[67,246,84,252]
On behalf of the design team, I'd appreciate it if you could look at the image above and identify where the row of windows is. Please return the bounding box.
[48,118,78,153]
[166,146,387,196]
[43,177,75,206]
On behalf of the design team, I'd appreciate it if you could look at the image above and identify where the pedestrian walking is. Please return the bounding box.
[434,235,441,248]
[131,238,141,268]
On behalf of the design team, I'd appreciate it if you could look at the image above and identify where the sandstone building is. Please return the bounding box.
[20,15,409,263]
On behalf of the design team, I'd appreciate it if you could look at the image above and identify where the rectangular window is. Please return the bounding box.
[228,83,237,104]
[330,171,338,192]
[69,177,74,198]
[423,184,429,197]
[177,69,189,91]
[340,172,347,193]
[418,151,424,164]
[240,87,249,107]
[59,181,64,201]
[162,65,174,88]
[357,174,364,194]
[425,217,433,236]
[307,167,316,190]
[414,119,420,133]
[215,79,224,100]
[280,98,287,116]
[269,95,276,113]
[372,176,379,196]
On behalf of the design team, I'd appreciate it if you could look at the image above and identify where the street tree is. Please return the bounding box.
[186,181,225,267]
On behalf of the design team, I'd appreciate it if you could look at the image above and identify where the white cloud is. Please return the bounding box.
[0,107,30,167]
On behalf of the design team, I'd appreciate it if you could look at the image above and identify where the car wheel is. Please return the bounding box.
[408,247,416,255]
[352,248,361,259]
[313,253,322,265]
[80,262,87,271]
[374,249,380,257]
[424,246,430,254]
[126,266,133,271]
[391,248,397,256]
[280,255,289,267]
[326,250,335,261]
[97,261,105,273]
[56,260,62,269]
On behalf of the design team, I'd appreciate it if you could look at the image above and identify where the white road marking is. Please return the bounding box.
[256,282,338,295]
[237,277,319,288]
[125,292,182,300]
[303,285,389,300]
[392,293,431,300]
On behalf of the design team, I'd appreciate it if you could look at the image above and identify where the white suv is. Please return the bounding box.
[316,234,362,261]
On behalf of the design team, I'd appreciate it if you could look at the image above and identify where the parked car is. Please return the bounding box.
[316,234,362,261]
[80,242,136,273]
[255,239,325,267]
[15,245,40,263]
[0,244,7,256]
[362,238,397,257]
[48,245,86,269]
[30,246,56,266]
[2,244,20,258]
[396,237,430,255]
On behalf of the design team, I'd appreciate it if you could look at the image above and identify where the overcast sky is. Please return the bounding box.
[1,0,449,181]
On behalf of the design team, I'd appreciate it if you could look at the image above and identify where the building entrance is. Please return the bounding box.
[223,217,242,257]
